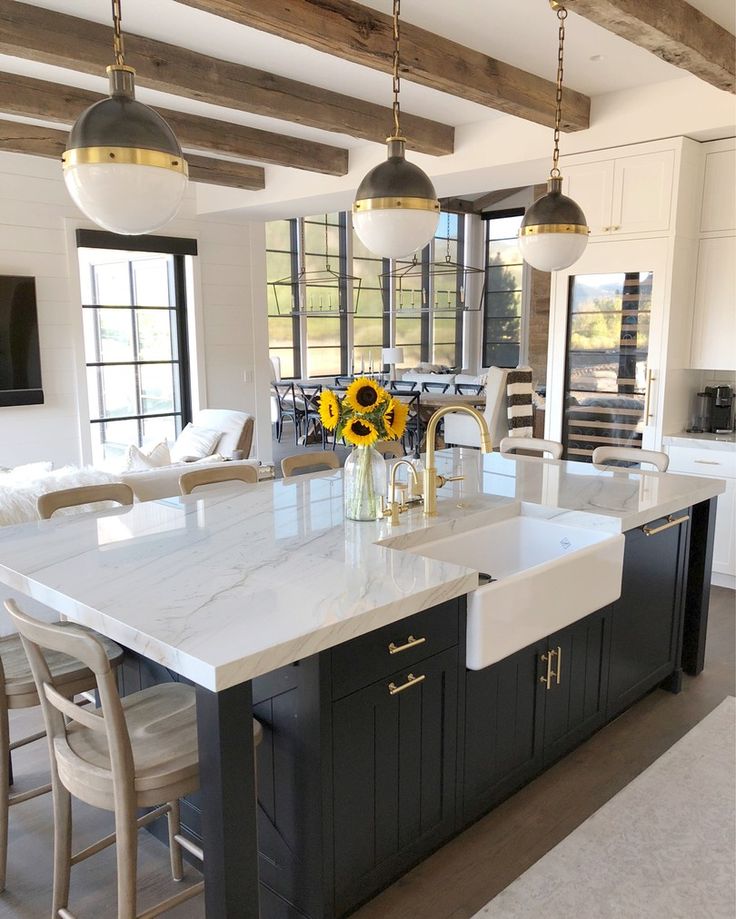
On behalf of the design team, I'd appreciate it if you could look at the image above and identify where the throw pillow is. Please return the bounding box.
[170,424,222,462]
[125,441,171,472]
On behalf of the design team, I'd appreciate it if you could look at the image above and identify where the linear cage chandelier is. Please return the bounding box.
[381,213,485,315]
[269,215,362,317]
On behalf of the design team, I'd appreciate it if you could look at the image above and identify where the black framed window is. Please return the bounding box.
[266,218,301,379]
[431,212,464,367]
[303,212,346,377]
[482,209,524,368]
[353,232,390,374]
[77,232,193,464]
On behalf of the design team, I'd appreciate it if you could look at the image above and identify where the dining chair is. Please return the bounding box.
[5,600,204,919]
[390,380,416,393]
[37,483,134,520]
[455,383,484,396]
[421,382,450,394]
[281,451,341,478]
[500,437,563,460]
[272,383,300,445]
[179,464,259,495]
[0,611,124,894]
[295,384,326,446]
[335,376,354,387]
[375,441,404,459]
[592,446,670,472]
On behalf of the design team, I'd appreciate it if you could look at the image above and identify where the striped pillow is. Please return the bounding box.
[506,367,533,437]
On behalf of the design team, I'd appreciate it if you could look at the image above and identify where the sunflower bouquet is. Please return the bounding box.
[318,378,409,520]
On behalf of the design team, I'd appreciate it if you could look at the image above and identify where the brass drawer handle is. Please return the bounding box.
[642,514,689,536]
[540,649,558,690]
[555,645,562,685]
[388,635,426,655]
[388,673,426,695]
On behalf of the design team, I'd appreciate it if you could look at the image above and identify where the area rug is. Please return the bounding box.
[475,696,736,919]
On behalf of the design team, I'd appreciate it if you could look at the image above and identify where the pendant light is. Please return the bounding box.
[519,2,589,272]
[352,0,440,259]
[62,0,188,235]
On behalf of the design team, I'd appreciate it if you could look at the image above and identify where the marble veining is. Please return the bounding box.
[663,431,736,451]
[0,449,724,691]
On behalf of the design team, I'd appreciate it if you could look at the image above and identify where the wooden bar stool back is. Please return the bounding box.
[179,464,259,495]
[281,450,341,478]
[592,446,669,472]
[0,608,123,895]
[499,436,563,460]
[37,484,134,520]
[5,600,203,919]
[374,441,404,459]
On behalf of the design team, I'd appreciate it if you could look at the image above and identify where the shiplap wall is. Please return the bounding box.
[0,152,271,469]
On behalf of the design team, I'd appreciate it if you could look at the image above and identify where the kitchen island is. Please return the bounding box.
[0,449,725,918]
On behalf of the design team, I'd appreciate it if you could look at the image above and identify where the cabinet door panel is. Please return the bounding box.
[611,151,674,234]
[690,236,736,371]
[463,643,544,821]
[332,648,458,913]
[563,160,614,236]
[712,481,735,577]
[607,516,687,718]
[543,609,609,765]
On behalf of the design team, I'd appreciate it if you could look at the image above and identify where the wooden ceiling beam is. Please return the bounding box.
[0,0,453,156]
[473,187,527,211]
[0,71,346,176]
[566,0,735,93]
[0,119,266,190]
[176,0,591,132]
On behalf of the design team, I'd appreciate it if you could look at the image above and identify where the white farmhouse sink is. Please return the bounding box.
[406,516,625,669]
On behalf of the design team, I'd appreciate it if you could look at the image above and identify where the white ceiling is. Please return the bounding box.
[5,0,736,211]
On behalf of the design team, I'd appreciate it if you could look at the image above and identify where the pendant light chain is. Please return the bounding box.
[391,0,402,139]
[111,0,126,66]
[551,4,567,178]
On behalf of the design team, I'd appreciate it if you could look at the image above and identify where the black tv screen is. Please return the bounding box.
[0,276,43,406]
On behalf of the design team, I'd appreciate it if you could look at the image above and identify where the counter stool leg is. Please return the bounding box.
[0,684,8,893]
[167,799,184,882]
[114,801,138,919]
[51,784,72,918]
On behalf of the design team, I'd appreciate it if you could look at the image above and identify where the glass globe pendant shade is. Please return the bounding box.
[63,66,188,235]
[519,176,589,272]
[353,138,440,259]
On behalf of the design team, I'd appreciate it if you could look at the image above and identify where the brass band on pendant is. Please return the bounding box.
[353,196,440,212]
[61,146,189,176]
[519,223,589,236]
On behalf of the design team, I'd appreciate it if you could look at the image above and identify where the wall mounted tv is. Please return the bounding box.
[0,276,43,406]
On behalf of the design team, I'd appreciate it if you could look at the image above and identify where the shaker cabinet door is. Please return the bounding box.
[542,608,610,766]
[606,514,688,719]
[332,647,459,915]
[611,151,674,235]
[563,160,614,236]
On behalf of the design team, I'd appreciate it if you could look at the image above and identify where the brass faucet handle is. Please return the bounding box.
[394,482,408,506]
[436,473,464,489]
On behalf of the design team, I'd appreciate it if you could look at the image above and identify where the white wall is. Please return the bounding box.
[0,152,271,471]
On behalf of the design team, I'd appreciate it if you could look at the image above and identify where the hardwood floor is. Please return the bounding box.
[0,588,733,919]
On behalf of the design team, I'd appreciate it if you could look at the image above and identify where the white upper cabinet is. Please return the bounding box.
[562,148,675,238]
[700,145,736,233]
[690,235,736,371]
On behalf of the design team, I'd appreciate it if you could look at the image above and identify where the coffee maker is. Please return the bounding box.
[700,385,735,433]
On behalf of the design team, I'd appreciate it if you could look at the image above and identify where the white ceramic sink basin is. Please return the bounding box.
[407,516,625,669]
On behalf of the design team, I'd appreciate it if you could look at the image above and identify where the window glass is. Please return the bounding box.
[78,247,189,464]
[484,212,524,368]
[266,220,298,378]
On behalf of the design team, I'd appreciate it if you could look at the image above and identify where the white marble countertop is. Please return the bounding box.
[663,431,736,451]
[0,450,724,691]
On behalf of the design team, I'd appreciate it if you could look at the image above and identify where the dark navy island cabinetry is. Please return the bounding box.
[128,499,714,919]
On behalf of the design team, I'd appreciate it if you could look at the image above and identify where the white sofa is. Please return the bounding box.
[443,367,510,448]
[121,409,259,501]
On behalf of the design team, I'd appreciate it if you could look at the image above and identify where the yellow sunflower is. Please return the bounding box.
[383,397,409,440]
[318,389,340,430]
[343,417,379,447]
[345,377,387,414]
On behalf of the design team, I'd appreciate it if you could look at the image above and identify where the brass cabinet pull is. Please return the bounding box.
[540,648,561,689]
[643,368,656,422]
[642,514,690,537]
[388,635,426,655]
[388,673,426,695]
[555,645,562,685]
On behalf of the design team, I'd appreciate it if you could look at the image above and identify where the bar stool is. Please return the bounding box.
[0,619,124,893]
[179,464,259,495]
[37,484,134,520]
[592,446,669,472]
[281,450,341,478]
[6,600,202,919]
[500,436,563,460]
